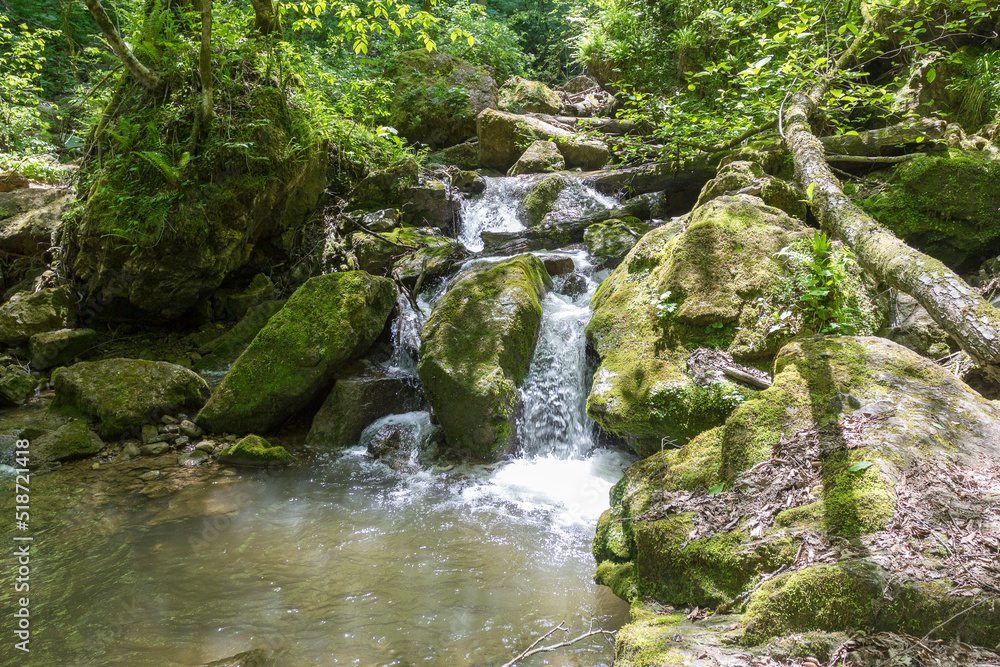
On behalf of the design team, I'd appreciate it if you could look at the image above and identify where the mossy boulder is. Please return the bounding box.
[385,49,498,149]
[596,335,1000,650]
[498,76,562,114]
[477,108,609,172]
[425,140,480,170]
[350,226,466,279]
[70,84,327,319]
[347,158,418,210]
[586,196,808,455]
[0,363,38,406]
[33,419,105,463]
[0,285,76,346]
[28,328,98,370]
[196,271,395,434]
[417,255,551,458]
[193,299,286,373]
[51,358,209,438]
[522,174,568,225]
[859,149,1000,268]
[217,434,291,467]
[584,217,653,268]
[508,140,565,176]
[696,160,806,220]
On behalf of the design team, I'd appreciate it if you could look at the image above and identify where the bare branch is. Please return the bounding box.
[81,0,162,90]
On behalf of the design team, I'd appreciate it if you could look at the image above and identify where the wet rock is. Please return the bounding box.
[583,217,653,269]
[583,155,719,199]
[179,419,203,438]
[32,419,105,463]
[28,328,97,370]
[350,227,467,282]
[499,76,562,114]
[451,170,485,195]
[523,174,567,225]
[360,208,400,232]
[418,255,551,458]
[217,434,291,467]
[119,441,141,460]
[200,648,269,667]
[386,49,497,149]
[141,442,171,456]
[0,285,77,346]
[477,108,609,172]
[306,364,426,450]
[541,256,575,277]
[401,179,459,228]
[0,364,38,406]
[508,140,565,176]
[51,358,210,438]
[362,412,441,473]
[178,448,209,466]
[558,273,589,297]
[196,272,395,434]
[195,440,216,454]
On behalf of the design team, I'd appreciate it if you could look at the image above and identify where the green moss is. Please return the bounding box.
[594,506,635,563]
[418,255,551,458]
[822,451,896,535]
[218,434,292,467]
[522,174,567,225]
[595,561,639,602]
[859,150,1000,268]
[498,76,561,114]
[774,501,825,529]
[196,272,396,434]
[45,420,105,461]
[742,562,884,645]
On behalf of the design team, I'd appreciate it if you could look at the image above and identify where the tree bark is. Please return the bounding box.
[82,0,162,90]
[783,87,1000,382]
[250,0,282,37]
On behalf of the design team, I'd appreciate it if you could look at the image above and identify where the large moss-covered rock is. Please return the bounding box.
[498,76,562,114]
[508,140,565,176]
[33,419,105,462]
[477,108,609,172]
[0,285,77,346]
[417,255,551,458]
[193,299,286,373]
[522,174,568,225]
[386,49,497,149]
[217,434,291,467]
[70,85,327,319]
[696,160,806,220]
[586,196,808,455]
[51,358,209,438]
[306,364,426,449]
[596,336,1000,650]
[196,272,395,434]
[860,149,1000,268]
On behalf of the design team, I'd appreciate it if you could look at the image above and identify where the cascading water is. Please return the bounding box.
[518,250,603,459]
[457,176,531,251]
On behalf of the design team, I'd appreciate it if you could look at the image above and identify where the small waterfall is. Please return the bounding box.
[518,251,602,459]
[457,176,531,251]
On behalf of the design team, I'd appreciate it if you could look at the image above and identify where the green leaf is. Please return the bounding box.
[708,483,725,496]
[926,68,936,83]
[848,461,873,472]
[806,181,816,202]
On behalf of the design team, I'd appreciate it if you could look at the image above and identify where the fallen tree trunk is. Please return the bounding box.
[783,87,1000,382]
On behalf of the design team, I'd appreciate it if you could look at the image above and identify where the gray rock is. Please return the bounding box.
[178,449,210,466]
[28,328,98,370]
[306,364,426,450]
[119,441,141,460]
[508,140,565,176]
[0,186,73,257]
[195,440,216,454]
[33,420,105,463]
[141,442,171,456]
[179,419,203,438]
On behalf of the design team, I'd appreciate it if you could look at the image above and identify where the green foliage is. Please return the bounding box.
[0,13,58,154]
[432,0,531,82]
[773,233,874,336]
[952,49,1000,128]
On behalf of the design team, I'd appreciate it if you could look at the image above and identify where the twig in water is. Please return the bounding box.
[502,620,616,667]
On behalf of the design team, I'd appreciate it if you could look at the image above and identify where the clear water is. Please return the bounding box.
[1,186,634,667]
[458,177,531,252]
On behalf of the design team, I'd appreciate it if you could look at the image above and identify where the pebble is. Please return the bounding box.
[195,440,216,454]
[178,449,209,467]
[139,470,161,481]
[175,435,191,447]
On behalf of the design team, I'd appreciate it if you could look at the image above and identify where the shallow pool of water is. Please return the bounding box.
[2,444,633,666]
